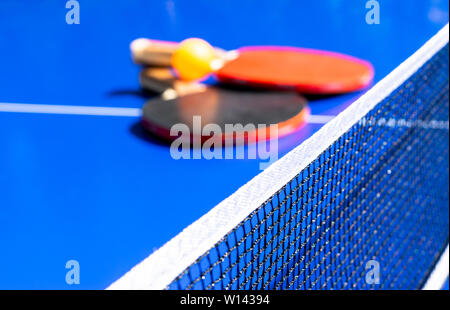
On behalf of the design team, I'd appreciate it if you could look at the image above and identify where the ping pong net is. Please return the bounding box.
[109,24,449,290]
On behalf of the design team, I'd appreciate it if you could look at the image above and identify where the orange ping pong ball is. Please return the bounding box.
[171,38,218,81]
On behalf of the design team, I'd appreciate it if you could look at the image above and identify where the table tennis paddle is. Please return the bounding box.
[131,38,374,94]
[139,68,310,144]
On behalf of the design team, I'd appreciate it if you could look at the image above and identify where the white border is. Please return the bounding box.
[108,24,449,290]
[423,245,449,290]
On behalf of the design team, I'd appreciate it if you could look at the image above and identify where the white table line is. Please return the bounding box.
[306,114,336,124]
[0,102,141,117]
[0,102,336,124]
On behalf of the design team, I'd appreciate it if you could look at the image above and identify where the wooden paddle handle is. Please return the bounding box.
[131,38,234,67]
[131,39,178,66]
[139,67,207,99]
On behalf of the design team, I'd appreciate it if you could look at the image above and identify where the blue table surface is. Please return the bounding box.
[0,1,448,289]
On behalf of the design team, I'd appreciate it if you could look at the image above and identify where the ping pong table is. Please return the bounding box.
[0,1,448,289]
